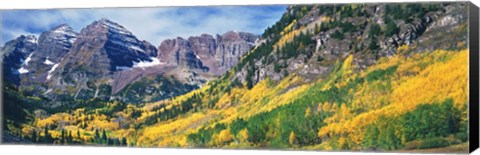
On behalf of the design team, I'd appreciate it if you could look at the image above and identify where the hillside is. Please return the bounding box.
[2,2,470,153]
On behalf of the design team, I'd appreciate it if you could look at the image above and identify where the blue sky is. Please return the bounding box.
[1,5,286,45]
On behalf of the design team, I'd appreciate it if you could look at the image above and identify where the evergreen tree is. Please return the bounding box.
[385,21,400,37]
[94,129,100,144]
[67,131,73,144]
[61,129,66,144]
[82,122,87,129]
[43,126,51,143]
[369,23,381,37]
[121,137,127,146]
[102,129,108,145]
[368,38,379,50]
[31,131,37,143]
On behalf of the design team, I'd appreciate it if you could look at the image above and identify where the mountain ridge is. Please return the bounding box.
[1,18,258,104]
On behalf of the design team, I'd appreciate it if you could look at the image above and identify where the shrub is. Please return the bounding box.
[385,21,400,37]
[331,30,344,40]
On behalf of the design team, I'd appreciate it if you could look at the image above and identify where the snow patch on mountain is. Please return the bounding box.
[51,24,77,45]
[129,45,145,53]
[23,53,34,66]
[26,36,37,44]
[44,57,54,65]
[47,63,59,80]
[99,18,132,35]
[133,57,162,68]
[116,66,132,71]
[17,67,29,74]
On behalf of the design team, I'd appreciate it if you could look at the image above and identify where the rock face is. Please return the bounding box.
[2,18,257,104]
[1,35,37,85]
[19,24,78,89]
[157,31,258,85]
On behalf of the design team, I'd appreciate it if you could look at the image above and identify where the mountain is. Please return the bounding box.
[17,24,78,93]
[2,19,258,104]
[232,3,468,89]
[42,18,160,102]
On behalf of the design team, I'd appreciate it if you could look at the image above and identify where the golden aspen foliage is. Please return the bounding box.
[217,129,234,145]
[316,103,323,114]
[320,16,332,22]
[289,131,296,146]
[318,49,468,147]
[322,102,331,112]
[237,128,249,143]
[305,107,312,118]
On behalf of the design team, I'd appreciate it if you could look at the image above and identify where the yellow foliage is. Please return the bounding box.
[289,131,296,145]
[237,128,249,143]
[216,129,234,145]
[320,16,332,22]
[318,49,469,146]
[397,44,409,53]
[36,113,73,128]
[322,102,331,112]
[90,119,119,131]
[275,28,302,49]
[217,87,247,109]
[138,112,209,147]
[282,19,297,35]
[305,107,312,118]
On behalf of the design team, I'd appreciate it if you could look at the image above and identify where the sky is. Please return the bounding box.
[1,5,286,45]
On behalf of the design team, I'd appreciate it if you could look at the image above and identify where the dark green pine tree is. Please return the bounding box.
[31,131,37,143]
[113,138,119,146]
[61,129,66,144]
[94,129,100,144]
[67,131,73,144]
[43,126,51,143]
[102,129,108,145]
[121,137,127,146]
[77,130,81,140]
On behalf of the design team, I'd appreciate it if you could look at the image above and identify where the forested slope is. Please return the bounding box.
[3,2,470,153]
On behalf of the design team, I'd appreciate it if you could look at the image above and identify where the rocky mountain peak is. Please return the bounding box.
[23,35,38,44]
[96,18,133,36]
[1,35,38,85]
[52,24,74,33]
[39,24,78,49]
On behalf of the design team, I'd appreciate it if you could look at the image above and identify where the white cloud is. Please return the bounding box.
[1,6,286,45]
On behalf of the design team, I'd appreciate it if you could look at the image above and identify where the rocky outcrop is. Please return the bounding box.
[158,31,258,75]
[234,2,468,88]
[158,37,208,71]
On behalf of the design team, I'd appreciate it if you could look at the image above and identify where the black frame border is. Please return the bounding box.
[469,1,479,153]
